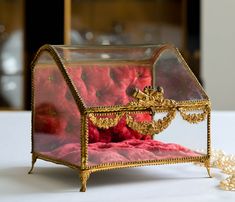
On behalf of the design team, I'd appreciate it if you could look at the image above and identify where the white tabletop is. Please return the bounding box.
[0,111,235,202]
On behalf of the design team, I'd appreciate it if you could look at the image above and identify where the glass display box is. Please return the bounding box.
[29,44,211,192]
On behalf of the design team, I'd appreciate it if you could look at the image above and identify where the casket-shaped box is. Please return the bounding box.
[30,44,211,191]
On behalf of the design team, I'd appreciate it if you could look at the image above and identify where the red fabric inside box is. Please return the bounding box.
[33,65,201,166]
[39,139,201,166]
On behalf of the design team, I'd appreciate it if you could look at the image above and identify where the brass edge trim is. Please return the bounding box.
[32,152,208,175]
[177,104,210,111]
[50,45,87,113]
[86,106,150,114]
[85,115,89,170]
[53,44,165,49]
[31,44,86,114]
[33,152,80,170]
[81,114,85,169]
[88,155,209,173]
[81,114,89,170]
[207,110,211,157]
[176,99,210,107]
[84,100,210,114]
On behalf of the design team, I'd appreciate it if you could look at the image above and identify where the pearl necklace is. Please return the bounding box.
[196,149,235,191]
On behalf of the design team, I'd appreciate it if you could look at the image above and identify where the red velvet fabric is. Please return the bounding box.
[88,115,152,143]
[41,139,201,166]
[67,65,152,106]
[33,65,200,166]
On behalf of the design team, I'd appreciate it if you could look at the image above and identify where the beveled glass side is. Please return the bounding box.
[66,64,152,107]
[33,52,81,166]
[59,45,160,107]
[153,48,207,101]
[53,45,160,62]
[154,111,208,155]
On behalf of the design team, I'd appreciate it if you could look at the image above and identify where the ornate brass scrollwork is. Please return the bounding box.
[88,113,124,129]
[89,86,177,135]
[126,109,176,135]
[88,86,209,136]
[125,86,177,135]
[178,107,209,124]
[128,86,176,109]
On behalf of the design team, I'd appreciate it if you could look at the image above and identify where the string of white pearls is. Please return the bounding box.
[195,149,235,191]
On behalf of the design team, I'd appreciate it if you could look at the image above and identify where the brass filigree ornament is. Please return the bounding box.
[128,86,176,109]
[126,110,176,135]
[126,86,176,135]
[88,113,124,129]
[88,86,210,135]
[195,149,235,191]
[179,107,209,124]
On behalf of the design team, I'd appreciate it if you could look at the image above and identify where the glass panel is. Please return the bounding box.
[33,52,81,166]
[154,111,207,154]
[59,45,159,107]
[66,64,152,107]
[70,0,202,98]
[87,111,206,166]
[54,45,159,62]
[153,49,207,101]
[88,112,151,166]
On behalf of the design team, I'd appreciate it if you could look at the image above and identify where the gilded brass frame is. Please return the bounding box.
[29,44,211,192]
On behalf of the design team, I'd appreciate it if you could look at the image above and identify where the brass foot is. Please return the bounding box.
[80,170,90,192]
[206,166,212,178]
[28,154,37,174]
[204,159,212,178]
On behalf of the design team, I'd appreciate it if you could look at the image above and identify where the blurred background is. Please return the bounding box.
[0,0,234,110]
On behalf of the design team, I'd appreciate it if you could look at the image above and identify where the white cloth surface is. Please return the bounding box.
[0,111,234,202]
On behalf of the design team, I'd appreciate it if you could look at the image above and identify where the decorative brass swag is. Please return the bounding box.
[88,86,210,136]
